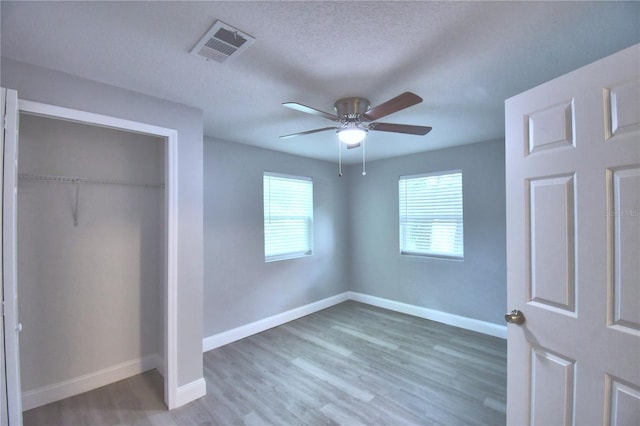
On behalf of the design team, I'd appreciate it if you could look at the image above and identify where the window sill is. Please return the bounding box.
[265,251,312,263]
[400,251,464,261]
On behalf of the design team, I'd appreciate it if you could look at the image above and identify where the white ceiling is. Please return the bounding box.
[2,1,639,164]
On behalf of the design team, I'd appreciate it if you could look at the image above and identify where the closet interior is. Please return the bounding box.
[17,113,165,410]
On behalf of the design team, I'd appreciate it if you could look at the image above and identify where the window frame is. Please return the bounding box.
[398,169,464,260]
[263,171,314,262]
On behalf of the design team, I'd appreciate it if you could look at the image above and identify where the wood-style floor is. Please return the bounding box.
[23,301,507,425]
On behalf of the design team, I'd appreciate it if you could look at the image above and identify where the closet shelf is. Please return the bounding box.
[18,173,164,189]
[18,173,164,227]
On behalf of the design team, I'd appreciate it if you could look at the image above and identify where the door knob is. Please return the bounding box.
[505,309,525,325]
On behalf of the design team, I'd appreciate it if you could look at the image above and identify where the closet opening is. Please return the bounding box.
[12,100,179,411]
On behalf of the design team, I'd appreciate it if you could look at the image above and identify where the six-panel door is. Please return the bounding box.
[505,44,640,425]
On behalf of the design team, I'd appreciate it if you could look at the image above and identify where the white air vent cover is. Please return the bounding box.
[191,20,255,63]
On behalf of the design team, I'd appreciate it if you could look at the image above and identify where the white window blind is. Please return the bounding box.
[399,171,464,259]
[264,172,313,262]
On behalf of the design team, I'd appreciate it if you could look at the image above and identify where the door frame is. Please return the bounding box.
[8,98,180,411]
[3,88,22,425]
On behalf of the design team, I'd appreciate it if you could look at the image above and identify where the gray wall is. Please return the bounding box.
[17,114,163,392]
[203,138,350,336]
[1,58,204,388]
[347,139,506,324]
[203,138,506,336]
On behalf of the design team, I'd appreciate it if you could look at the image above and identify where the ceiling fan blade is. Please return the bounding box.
[282,102,340,121]
[362,92,423,121]
[347,143,361,149]
[368,122,432,135]
[279,127,337,139]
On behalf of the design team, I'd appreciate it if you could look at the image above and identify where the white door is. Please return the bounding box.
[505,44,640,425]
[1,88,23,426]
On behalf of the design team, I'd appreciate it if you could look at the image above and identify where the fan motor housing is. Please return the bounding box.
[334,97,370,119]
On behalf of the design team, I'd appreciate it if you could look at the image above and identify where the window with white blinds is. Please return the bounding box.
[263,172,313,262]
[399,170,464,259]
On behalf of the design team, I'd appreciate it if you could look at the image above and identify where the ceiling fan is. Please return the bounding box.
[279,91,432,149]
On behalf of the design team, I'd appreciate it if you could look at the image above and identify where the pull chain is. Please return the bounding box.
[362,138,366,176]
[338,138,343,177]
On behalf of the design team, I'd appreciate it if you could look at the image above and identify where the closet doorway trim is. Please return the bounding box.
[17,100,179,409]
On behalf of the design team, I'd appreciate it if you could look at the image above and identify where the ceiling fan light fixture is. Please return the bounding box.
[338,127,367,146]
[280,92,430,177]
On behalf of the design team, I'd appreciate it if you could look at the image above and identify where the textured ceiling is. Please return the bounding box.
[1,1,639,164]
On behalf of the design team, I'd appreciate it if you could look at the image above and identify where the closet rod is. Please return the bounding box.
[18,173,164,189]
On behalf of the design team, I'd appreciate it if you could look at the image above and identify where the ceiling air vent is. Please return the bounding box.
[190,20,255,63]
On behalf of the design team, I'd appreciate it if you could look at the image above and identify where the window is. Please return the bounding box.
[399,170,463,259]
[263,172,313,262]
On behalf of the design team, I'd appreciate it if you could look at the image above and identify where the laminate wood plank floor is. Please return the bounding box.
[23,301,507,425]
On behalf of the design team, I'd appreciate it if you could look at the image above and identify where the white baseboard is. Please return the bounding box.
[175,377,207,408]
[348,291,507,339]
[22,353,162,411]
[202,291,505,354]
[202,292,350,352]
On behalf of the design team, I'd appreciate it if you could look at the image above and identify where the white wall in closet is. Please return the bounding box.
[17,113,164,407]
